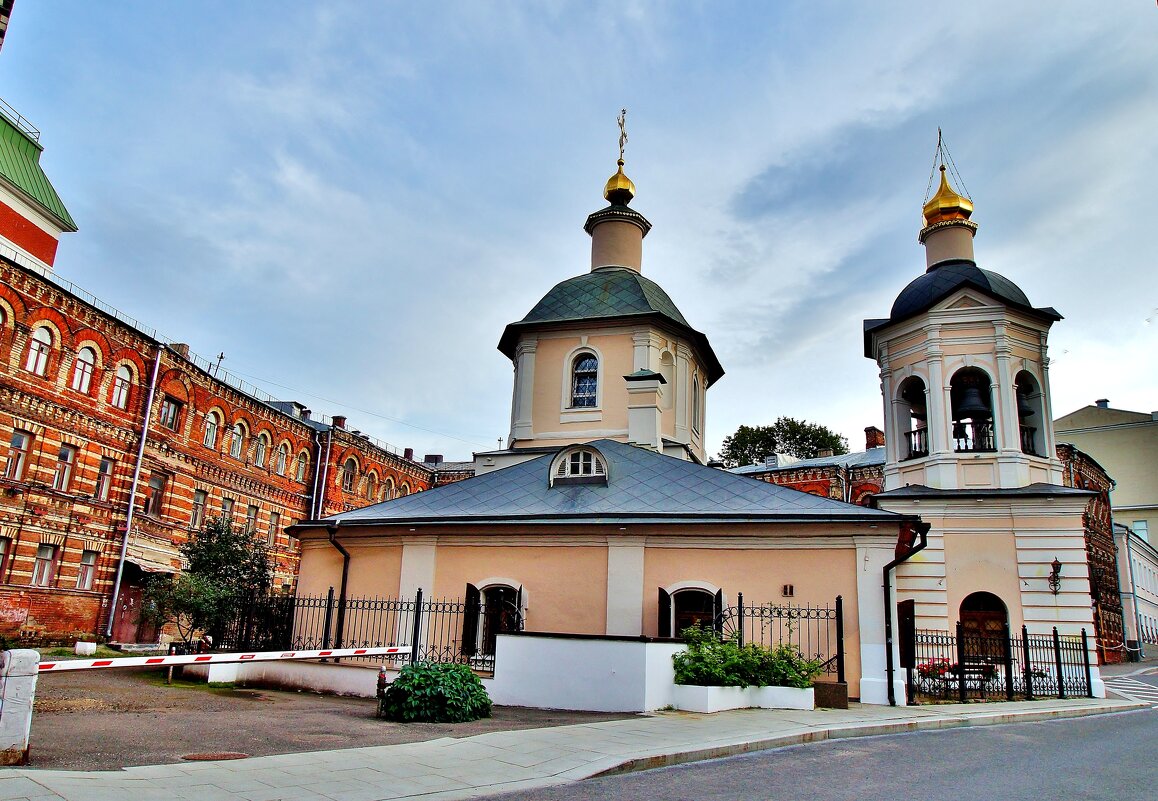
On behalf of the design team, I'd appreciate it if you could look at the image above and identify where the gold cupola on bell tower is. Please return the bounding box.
[919,135,978,269]
[585,109,651,273]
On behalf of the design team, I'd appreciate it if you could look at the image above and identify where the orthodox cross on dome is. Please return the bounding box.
[924,128,972,205]
[617,108,628,161]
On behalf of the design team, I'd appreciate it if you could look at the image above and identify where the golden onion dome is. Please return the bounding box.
[922,165,973,226]
[604,159,636,205]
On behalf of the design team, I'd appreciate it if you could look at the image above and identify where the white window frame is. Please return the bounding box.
[71,347,96,393]
[52,444,77,491]
[25,327,52,376]
[275,444,288,476]
[254,434,269,469]
[95,457,114,501]
[76,549,98,590]
[203,411,221,448]
[32,544,57,587]
[229,422,246,460]
[5,430,32,481]
[111,365,133,409]
[191,489,208,529]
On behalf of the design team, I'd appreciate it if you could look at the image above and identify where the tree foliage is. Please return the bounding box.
[717,417,849,468]
[143,516,273,648]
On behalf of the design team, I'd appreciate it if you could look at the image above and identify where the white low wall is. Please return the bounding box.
[489,633,685,712]
[0,650,39,765]
[186,657,397,697]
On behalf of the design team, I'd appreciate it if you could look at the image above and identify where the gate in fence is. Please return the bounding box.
[904,622,1094,703]
[716,594,845,683]
[218,588,524,673]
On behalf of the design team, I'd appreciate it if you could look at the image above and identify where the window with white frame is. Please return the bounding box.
[52,444,77,491]
[570,353,598,408]
[71,347,96,393]
[245,504,259,534]
[24,326,52,376]
[76,549,98,590]
[203,411,221,448]
[229,422,246,460]
[254,434,269,468]
[275,444,288,475]
[366,473,377,501]
[341,458,357,492]
[1134,521,1149,543]
[111,365,132,409]
[551,446,607,485]
[268,511,280,547]
[295,452,308,482]
[95,456,115,500]
[5,430,32,481]
[32,543,57,586]
[191,489,207,529]
[221,497,234,522]
[158,396,182,431]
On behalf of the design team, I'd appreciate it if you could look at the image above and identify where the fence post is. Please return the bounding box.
[737,592,744,648]
[835,595,846,685]
[410,588,423,665]
[1002,622,1014,702]
[321,586,335,651]
[1021,625,1034,700]
[1052,627,1065,699]
[1081,628,1093,698]
[955,620,967,703]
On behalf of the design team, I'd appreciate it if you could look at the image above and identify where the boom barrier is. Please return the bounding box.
[37,646,411,673]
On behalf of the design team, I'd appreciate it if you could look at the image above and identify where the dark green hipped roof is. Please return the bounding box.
[0,111,76,231]
[498,266,724,385]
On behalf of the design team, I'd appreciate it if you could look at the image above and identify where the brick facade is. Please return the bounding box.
[0,257,436,644]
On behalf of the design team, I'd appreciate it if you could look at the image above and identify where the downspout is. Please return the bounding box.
[1124,529,1144,660]
[883,519,930,706]
[326,524,350,649]
[312,427,333,519]
[106,346,163,639]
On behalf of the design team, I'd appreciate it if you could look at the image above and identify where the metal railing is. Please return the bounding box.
[904,428,929,459]
[952,420,996,453]
[1019,425,1038,455]
[218,589,522,673]
[716,595,845,683]
[906,623,1093,703]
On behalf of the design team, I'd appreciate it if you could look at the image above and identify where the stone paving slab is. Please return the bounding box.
[0,698,1146,801]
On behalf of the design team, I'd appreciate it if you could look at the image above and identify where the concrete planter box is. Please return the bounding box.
[673,684,816,713]
[751,685,814,710]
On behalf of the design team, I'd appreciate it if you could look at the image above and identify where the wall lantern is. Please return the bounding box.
[1047,558,1062,594]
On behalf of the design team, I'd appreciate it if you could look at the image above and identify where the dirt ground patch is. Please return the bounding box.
[29,666,637,771]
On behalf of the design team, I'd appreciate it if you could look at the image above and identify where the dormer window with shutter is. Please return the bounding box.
[550,446,608,486]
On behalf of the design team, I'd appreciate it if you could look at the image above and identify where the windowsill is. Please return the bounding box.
[560,409,602,423]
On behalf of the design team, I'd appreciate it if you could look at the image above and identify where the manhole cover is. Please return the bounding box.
[181,752,249,761]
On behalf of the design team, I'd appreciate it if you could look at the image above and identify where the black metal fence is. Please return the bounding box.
[717,594,845,683]
[218,588,523,673]
[906,623,1094,703]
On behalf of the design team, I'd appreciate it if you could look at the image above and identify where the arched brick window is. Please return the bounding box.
[254,433,269,468]
[71,347,96,393]
[111,365,133,409]
[229,422,246,460]
[203,411,221,448]
[275,443,289,476]
[25,326,52,375]
[341,458,357,492]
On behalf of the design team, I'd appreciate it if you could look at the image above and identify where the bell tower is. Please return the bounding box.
[864,155,1063,491]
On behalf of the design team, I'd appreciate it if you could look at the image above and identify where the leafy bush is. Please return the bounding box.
[672,624,823,689]
[380,662,492,723]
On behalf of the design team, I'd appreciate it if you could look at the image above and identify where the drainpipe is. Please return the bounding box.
[312,428,333,519]
[1123,528,1144,660]
[106,346,163,639]
[326,524,350,649]
[883,518,930,706]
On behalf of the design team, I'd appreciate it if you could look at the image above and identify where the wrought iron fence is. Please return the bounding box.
[716,594,845,683]
[906,623,1093,703]
[217,588,523,673]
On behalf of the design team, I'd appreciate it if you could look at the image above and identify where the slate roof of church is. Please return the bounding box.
[498,267,724,385]
[309,439,902,527]
[732,447,886,475]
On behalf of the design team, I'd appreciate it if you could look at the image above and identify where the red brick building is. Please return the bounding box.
[0,103,437,645]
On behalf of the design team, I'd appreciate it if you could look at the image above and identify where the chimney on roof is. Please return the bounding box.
[170,343,190,359]
[404,447,414,460]
[332,415,347,429]
[817,448,834,458]
[424,454,443,465]
[1095,399,1109,409]
[865,426,885,449]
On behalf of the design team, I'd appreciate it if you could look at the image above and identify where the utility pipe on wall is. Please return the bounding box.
[326,524,350,650]
[883,519,930,706]
[106,346,163,639]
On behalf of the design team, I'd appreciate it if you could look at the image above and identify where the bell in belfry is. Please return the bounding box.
[955,385,991,420]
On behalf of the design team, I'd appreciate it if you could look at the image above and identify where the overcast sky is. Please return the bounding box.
[2,2,1155,460]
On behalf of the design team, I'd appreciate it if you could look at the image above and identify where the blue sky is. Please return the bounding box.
[2,2,1155,459]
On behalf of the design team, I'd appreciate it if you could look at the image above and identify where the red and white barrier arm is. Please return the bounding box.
[38,645,411,672]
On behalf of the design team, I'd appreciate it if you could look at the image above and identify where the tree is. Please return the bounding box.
[717,417,849,468]
[143,516,273,648]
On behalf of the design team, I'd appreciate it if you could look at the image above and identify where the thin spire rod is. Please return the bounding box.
[924,128,972,204]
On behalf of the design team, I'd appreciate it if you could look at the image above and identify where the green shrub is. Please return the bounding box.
[672,624,823,689]
[380,662,492,723]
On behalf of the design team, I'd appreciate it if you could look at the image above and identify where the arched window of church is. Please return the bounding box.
[1014,370,1045,456]
[71,347,96,394]
[949,367,995,453]
[25,326,52,376]
[570,353,598,408]
[897,376,928,459]
[692,376,701,433]
[550,446,608,486]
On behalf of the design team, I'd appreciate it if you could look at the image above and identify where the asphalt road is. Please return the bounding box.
[492,709,1158,801]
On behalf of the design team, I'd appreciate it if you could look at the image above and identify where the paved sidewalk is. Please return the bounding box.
[0,698,1146,801]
